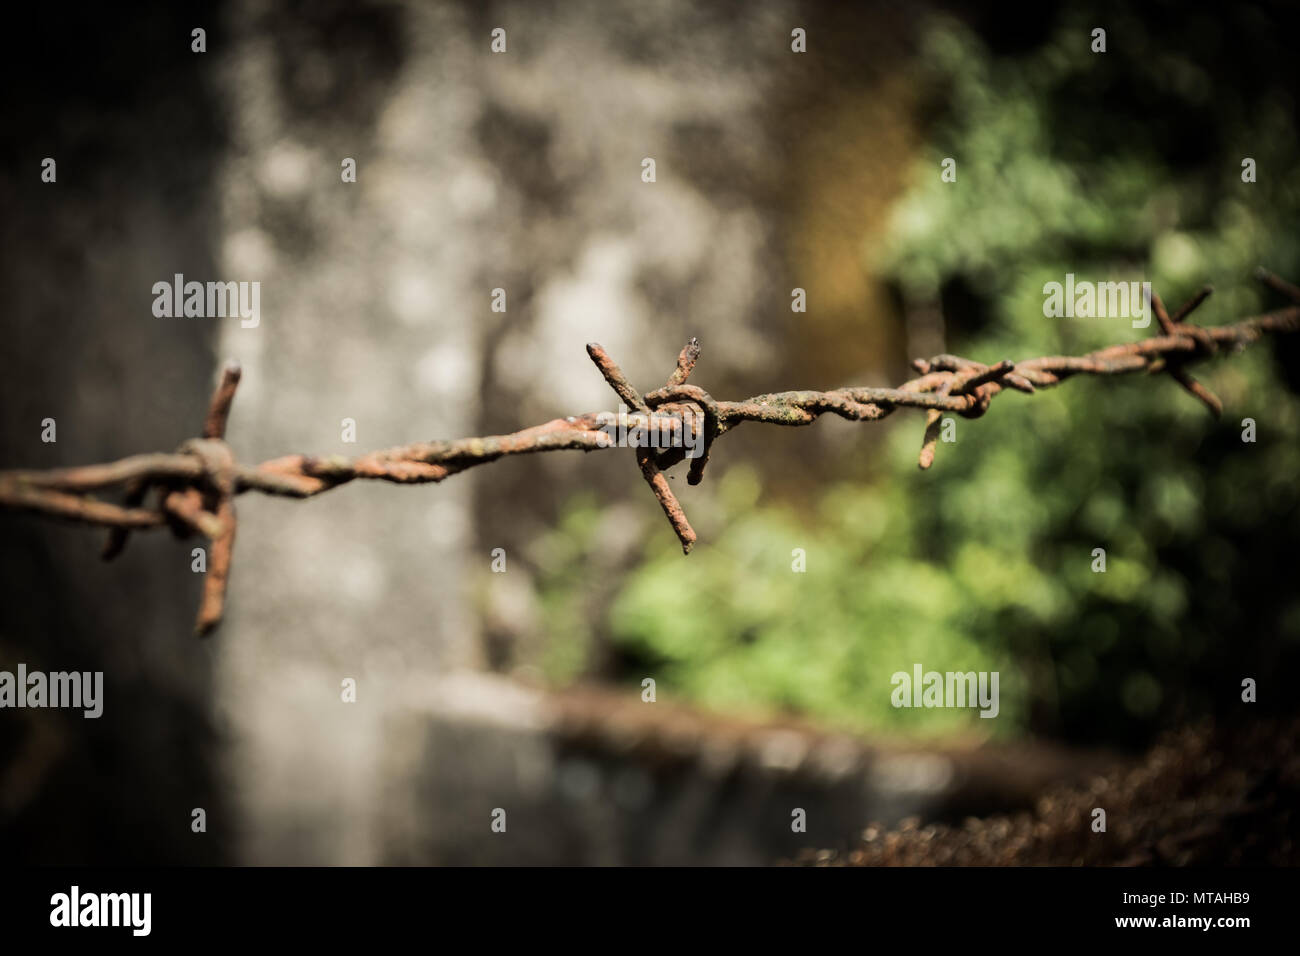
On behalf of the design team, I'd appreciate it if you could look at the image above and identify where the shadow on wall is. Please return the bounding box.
[0,2,229,863]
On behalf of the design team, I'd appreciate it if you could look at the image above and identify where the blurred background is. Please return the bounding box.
[1,0,1298,865]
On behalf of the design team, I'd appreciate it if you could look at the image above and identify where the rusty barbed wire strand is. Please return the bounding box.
[1,271,1298,635]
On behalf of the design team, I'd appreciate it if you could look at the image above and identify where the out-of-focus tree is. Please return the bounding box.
[533,9,1300,746]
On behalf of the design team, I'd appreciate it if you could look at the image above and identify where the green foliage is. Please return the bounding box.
[535,14,1300,743]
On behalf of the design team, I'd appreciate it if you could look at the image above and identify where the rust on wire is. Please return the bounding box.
[1,272,1298,635]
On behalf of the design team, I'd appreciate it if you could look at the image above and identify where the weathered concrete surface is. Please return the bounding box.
[376,675,1116,865]
[207,0,926,864]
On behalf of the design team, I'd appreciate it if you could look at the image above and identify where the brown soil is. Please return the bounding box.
[796,718,1299,866]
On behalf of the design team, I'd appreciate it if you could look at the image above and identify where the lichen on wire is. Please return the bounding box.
[1,269,1298,635]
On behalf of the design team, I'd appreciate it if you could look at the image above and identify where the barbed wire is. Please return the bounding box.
[2,269,1298,635]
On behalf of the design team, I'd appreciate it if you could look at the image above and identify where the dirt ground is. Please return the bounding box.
[795,718,1299,866]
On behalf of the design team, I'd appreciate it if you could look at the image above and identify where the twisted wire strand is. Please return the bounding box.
[1,270,1297,634]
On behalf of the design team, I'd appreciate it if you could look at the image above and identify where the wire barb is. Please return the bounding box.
[1150,288,1222,418]
[1,271,1298,633]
